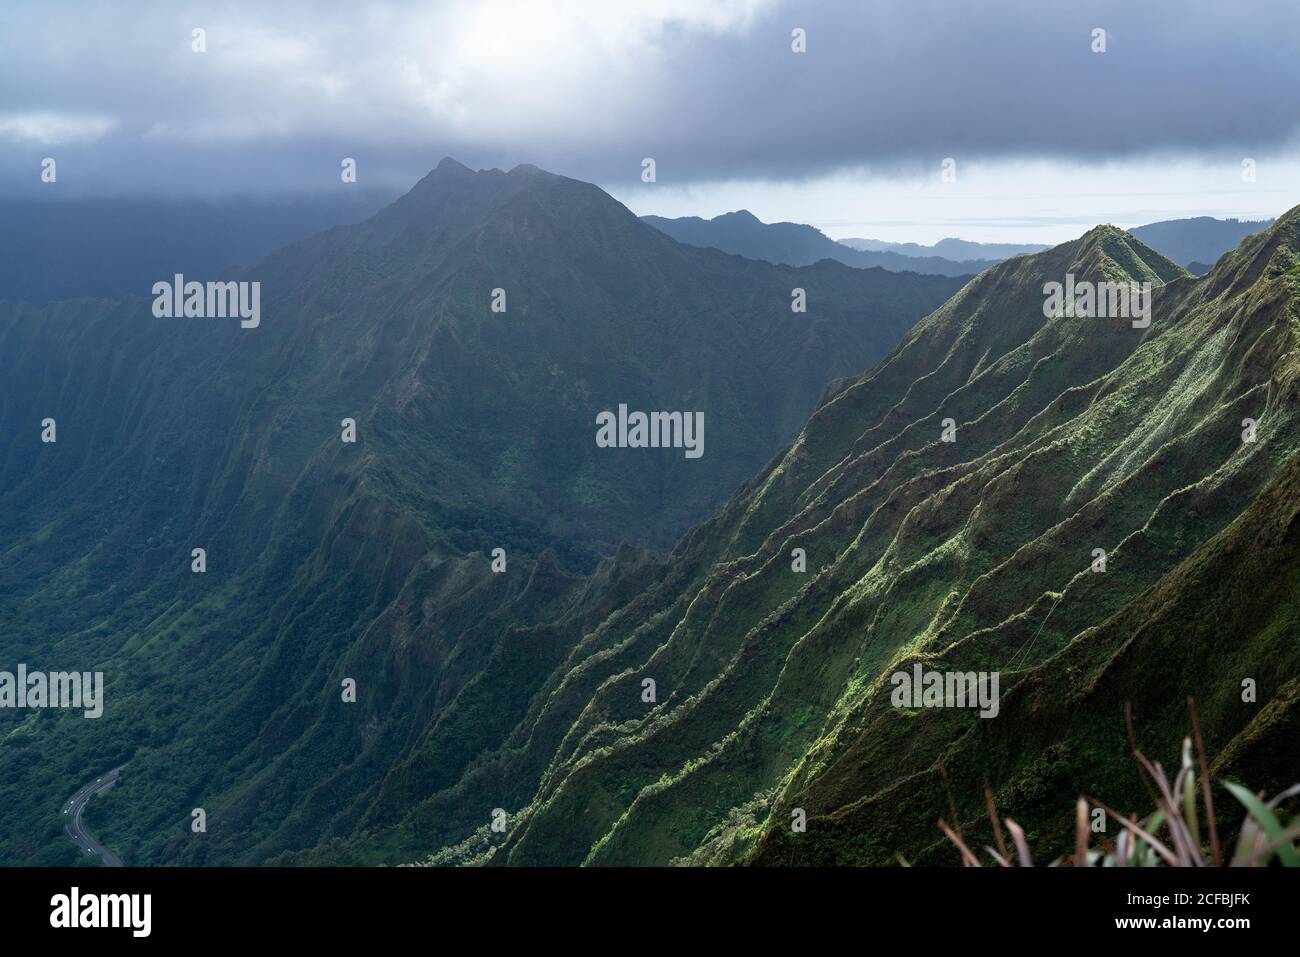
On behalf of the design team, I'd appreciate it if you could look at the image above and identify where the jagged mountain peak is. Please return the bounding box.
[1059,223,1186,284]
[506,162,548,177]
[395,157,586,211]
[714,209,762,223]
[434,155,472,173]
[272,157,643,271]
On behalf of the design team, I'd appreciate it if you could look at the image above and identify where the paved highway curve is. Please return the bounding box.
[62,764,125,867]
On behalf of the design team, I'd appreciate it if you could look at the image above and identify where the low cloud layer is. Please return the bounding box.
[2,0,1298,197]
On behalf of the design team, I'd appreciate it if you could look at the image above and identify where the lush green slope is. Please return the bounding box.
[0,161,961,865]
[6,164,1294,869]
[298,211,1300,867]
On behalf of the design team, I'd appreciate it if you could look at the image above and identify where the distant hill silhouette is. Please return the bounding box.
[1129,215,1273,268]
[840,236,1048,261]
[646,210,1280,280]
[642,210,992,277]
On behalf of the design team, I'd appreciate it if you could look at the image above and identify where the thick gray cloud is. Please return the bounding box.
[1,0,1297,195]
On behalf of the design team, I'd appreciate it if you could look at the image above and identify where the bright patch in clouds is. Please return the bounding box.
[0,112,116,146]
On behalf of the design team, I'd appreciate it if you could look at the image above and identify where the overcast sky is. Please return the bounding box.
[3,0,1299,242]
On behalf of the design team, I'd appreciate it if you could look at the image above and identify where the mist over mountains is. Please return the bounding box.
[0,191,398,303]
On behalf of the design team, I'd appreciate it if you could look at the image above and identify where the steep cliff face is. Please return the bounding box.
[346,213,1299,867]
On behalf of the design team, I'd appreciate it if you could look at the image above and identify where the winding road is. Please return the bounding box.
[62,764,126,866]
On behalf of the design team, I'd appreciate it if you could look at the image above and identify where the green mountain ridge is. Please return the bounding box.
[4,161,1295,867]
[295,214,1300,866]
[0,160,962,865]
